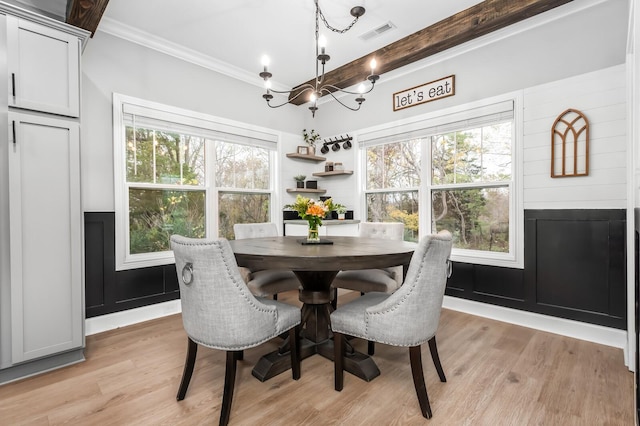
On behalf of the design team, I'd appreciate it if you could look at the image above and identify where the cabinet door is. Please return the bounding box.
[8,112,82,363]
[6,16,80,117]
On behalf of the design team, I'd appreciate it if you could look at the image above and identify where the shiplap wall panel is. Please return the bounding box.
[523,65,626,210]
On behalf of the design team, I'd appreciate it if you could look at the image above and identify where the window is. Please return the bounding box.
[360,94,523,268]
[113,94,278,270]
[364,140,420,242]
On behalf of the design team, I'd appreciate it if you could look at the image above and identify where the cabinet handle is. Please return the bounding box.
[11,73,15,97]
[12,120,15,145]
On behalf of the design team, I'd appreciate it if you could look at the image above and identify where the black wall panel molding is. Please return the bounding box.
[85,210,626,329]
[446,209,626,329]
[84,212,179,318]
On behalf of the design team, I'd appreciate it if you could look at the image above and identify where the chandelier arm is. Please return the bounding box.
[327,91,362,112]
[320,82,375,96]
[268,84,313,96]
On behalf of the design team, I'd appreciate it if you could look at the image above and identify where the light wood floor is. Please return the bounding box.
[0,290,634,425]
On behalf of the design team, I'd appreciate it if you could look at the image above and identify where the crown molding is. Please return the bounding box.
[98,16,292,92]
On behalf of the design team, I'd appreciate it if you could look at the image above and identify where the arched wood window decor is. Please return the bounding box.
[551,108,589,177]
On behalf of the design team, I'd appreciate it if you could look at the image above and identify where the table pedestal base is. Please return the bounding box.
[252,271,380,382]
[251,337,380,382]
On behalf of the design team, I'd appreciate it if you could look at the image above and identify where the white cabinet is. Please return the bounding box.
[6,15,80,117]
[0,8,87,381]
[8,112,82,363]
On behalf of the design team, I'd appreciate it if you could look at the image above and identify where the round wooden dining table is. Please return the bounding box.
[228,235,417,382]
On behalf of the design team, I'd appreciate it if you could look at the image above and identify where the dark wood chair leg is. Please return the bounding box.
[334,332,344,391]
[273,294,278,300]
[219,351,239,426]
[331,287,337,310]
[176,337,198,401]
[367,340,375,356]
[290,325,301,380]
[409,345,432,419]
[428,336,446,382]
[236,350,244,361]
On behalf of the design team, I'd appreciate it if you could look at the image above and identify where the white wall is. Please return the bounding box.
[523,65,627,209]
[313,0,628,136]
[81,31,306,212]
[80,0,629,218]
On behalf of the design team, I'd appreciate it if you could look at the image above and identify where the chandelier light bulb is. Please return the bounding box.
[358,83,366,94]
[370,58,377,72]
[318,35,327,54]
[261,55,270,70]
[309,92,317,103]
[265,80,272,90]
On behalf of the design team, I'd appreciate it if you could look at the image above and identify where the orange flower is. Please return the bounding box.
[306,203,326,217]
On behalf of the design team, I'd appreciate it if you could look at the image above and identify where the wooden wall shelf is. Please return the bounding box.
[312,170,354,177]
[286,188,327,194]
[286,153,326,162]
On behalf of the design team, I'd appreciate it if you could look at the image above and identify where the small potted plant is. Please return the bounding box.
[294,175,306,188]
[302,129,320,154]
[334,204,347,220]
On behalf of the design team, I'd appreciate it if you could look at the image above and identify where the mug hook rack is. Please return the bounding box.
[320,135,353,154]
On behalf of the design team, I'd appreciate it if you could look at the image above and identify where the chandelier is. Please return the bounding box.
[259,0,379,117]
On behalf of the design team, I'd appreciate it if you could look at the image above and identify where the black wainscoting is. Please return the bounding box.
[85,210,626,329]
[84,212,179,318]
[446,209,626,329]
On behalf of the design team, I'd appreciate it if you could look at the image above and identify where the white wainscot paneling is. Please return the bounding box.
[521,65,627,210]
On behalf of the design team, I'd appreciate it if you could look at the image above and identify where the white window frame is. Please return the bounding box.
[113,93,279,271]
[358,91,524,268]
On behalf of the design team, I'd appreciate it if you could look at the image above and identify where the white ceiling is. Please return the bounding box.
[16,0,488,89]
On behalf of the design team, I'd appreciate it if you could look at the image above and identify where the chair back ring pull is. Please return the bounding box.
[182,262,194,285]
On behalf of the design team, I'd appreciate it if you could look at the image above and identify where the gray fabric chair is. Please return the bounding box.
[170,235,301,426]
[331,221,405,354]
[332,221,405,297]
[233,223,301,299]
[331,230,453,420]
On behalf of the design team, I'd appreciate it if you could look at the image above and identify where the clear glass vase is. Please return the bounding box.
[307,222,320,242]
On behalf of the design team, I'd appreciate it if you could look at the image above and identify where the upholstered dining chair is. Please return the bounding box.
[331,221,404,353]
[170,235,301,426]
[233,223,301,300]
[331,230,453,420]
[331,222,405,300]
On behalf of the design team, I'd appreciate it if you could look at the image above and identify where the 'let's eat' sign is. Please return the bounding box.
[393,75,455,111]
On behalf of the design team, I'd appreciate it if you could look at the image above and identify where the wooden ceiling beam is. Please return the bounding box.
[288,0,573,105]
[66,0,110,37]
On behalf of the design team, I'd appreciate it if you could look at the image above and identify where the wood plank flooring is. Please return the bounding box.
[0,290,634,425]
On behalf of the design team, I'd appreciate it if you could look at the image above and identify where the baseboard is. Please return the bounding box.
[84,296,629,366]
[85,299,182,336]
[443,296,629,365]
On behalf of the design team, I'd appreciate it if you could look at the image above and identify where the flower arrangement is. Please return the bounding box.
[284,195,331,241]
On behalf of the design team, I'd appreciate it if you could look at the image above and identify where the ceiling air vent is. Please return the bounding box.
[359,22,396,41]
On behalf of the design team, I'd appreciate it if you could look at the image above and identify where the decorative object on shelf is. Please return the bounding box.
[325,161,333,172]
[297,146,309,155]
[306,180,318,189]
[334,203,347,220]
[320,134,353,154]
[259,0,379,117]
[551,108,589,178]
[303,129,321,153]
[294,174,306,188]
[284,195,332,242]
[334,162,344,171]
